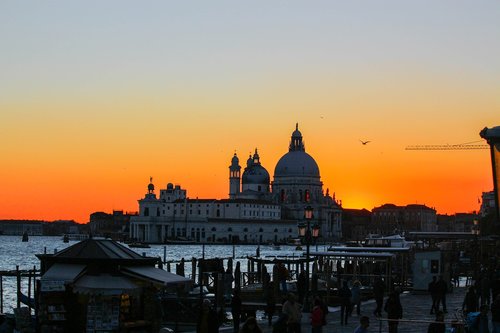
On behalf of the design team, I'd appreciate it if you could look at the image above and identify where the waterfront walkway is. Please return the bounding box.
[251,287,467,333]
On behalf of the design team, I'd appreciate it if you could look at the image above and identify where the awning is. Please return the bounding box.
[41,263,86,292]
[42,263,86,282]
[73,274,140,295]
[122,266,192,286]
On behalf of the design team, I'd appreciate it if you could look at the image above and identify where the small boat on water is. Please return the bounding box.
[128,242,150,248]
[363,234,414,248]
[61,234,89,242]
[165,237,196,245]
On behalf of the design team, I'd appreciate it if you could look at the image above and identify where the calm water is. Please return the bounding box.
[0,236,323,313]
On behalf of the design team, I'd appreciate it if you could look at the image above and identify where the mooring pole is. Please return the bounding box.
[16,265,21,309]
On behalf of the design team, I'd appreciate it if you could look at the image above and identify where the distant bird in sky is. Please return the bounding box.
[360,140,371,145]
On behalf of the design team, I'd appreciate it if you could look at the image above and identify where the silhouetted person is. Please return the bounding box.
[384,290,402,333]
[282,293,302,333]
[480,274,491,306]
[427,311,445,333]
[471,304,490,333]
[265,290,276,327]
[435,276,448,313]
[297,271,307,304]
[373,276,385,317]
[310,298,324,333]
[428,276,438,314]
[463,286,478,315]
[231,290,242,333]
[491,294,500,333]
[339,281,352,325]
[354,316,370,333]
[350,280,362,316]
[240,317,262,333]
[197,299,220,333]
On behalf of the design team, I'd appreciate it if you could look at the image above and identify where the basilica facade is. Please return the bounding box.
[129,125,342,243]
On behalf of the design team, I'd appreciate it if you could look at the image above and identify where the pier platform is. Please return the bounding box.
[234,286,468,333]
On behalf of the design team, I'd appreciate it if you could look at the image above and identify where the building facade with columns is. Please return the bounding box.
[130,125,342,243]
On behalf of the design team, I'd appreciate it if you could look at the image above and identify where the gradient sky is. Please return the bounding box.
[1,1,499,223]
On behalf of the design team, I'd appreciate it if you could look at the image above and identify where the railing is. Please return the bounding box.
[375,313,466,333]
[377,318,467,333]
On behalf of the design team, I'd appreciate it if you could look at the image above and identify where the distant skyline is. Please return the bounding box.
[1,1,498,223]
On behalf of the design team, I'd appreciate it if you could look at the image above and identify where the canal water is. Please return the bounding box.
[0,235,324,313]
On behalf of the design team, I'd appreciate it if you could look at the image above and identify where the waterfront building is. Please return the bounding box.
[130,124,343,243]
[89,210,137,238]
[372,203,437,234]
[0,220,43,235]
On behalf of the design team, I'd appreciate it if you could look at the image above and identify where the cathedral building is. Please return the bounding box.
[129,124,342,243]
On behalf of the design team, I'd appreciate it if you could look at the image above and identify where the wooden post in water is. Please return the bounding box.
[16,265,21,309]
[0,275,3,313]
[28,268,32,313]
[191,258,197,282]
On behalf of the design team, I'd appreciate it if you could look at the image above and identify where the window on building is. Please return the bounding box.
[305,190,310,202]
[228,227,232,232]
[243,228,248,232]
[144,208,149,216]
[211,227,217,231]
[216,209,220,217]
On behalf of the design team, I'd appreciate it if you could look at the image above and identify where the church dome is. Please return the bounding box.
[242,149,270,185]
[242,164,270,184]
[274,151,320,177]
[274,124,320,178]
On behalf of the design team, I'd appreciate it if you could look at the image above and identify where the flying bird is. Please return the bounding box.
[360,140,371,145]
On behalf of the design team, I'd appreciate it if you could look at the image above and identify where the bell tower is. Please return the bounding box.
[229,153,241,198]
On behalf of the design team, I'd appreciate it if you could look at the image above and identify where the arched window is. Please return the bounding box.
[243,228,248,232]
[274,228,278,232]
[211,227,217,232]
[288,228,292,233]
[305,190,310,202]
[259,228,263,232]
[228,227,233,232]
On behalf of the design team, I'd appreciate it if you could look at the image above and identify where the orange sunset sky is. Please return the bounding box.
[1,1,499,223]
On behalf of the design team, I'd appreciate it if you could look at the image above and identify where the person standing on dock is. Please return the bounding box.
[372,276,385,317]
[354,316,370,333]
[197,299,220,333]
[231,290,242,333]
[282,293,302,333]
[384,290,403,333]
[339,281,352,325]
[491,294,500,333]
[428,276,438,314]
[310,298,324,333]
[435,275,448,313]
[427,311,445,333]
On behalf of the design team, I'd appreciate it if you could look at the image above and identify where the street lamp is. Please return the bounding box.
[298,206,320,312]
[480,126,500,225]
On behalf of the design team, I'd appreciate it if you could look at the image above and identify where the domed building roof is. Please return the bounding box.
[275,151,320,177]
[242,149,270,185]
[274,124,320,178]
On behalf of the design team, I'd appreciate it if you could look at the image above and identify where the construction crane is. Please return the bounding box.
[405,141,489,150]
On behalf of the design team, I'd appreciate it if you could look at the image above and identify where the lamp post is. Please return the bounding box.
[298,206,320,312]
[480,126,500,225]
